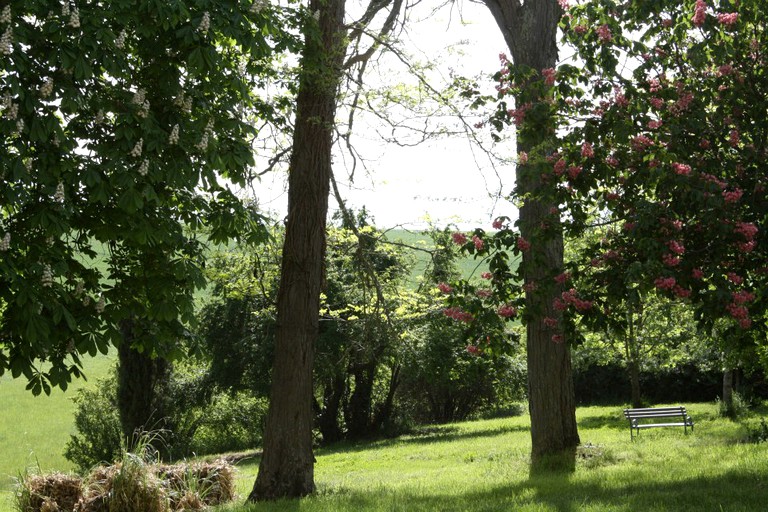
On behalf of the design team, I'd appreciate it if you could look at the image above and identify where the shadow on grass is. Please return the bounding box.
[577,413,627,430]
[230,467,768,512]
[317,423,530,456]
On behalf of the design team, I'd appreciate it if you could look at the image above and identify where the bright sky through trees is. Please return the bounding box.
[252,1,511,229]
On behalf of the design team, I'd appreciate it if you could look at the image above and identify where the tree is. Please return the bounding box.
[474,0,581,466]
[249,0,413,499]
[0,1,296,394]
[547,0,767,367]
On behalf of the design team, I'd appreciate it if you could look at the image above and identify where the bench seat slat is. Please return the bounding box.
[623,406,694,440]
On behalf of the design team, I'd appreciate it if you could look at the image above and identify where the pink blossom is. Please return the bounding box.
[544,317,558,328]
[672,162,692,176]
[466,344,480,355]
[727,272,743,285]
[734,222,758,239]
[542,67,557,86]
[553,298,568,311]
[472,234,484,251]
[596,24,612,43]
[648,78,662,92]
[738,241,756,253]
[623,221,636,231]
[507,103,531,126]
[605,155,620,167]
[647,120,663,129]
[732,290,755,305]
[554,272,571,284]
[553,158,567,176]
[481,272,493,280]
[650,97,665,110]
[517,237,531,252]
[692,268,704,279]
[557,0,570,9]
[718,12,738,26]
[443,307,473,323]
[574,25,588,35]
[673,285,692,298]
[581,142,594,158]
[452,232,467,245]
[700,138,711,149]
[551,334,565,343]
[498,53,509,65]
[498,304,517,318]
[492,218,504,230]
[631,135,654,151]
[692,0,706,27]
[729,129,740,147]
[523,281,537,293]
[718,64,733,76]
[567,165,582,180]
[654,276,676,290]
[668,240,685,255]
[518,151,529,165]
[663,253,681,267]
[475,289,492,299]
[437,282,453,294]
[723,188,743,203]
[605,192,620,201]
[615,92,628,107]
[662,18,673,28]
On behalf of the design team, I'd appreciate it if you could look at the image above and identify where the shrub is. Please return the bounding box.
[64,375,123,473]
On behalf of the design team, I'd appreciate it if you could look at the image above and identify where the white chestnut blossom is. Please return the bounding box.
[115,29,126,49]
[250,0,268,14]
[54,181,65,202]
[68,7,80,28]
[1,26,13,55]
[198,11,211,34]
[40,77,54,98]
[95,295,106,314]
[95,109,104,124]
[138,159,149,176]
[132,88,146,105]
[16,118,24,134]
[61,2,70,17]
[168,124,179,144]
[41,265,54,287]
[0,5,11,24]
[0,232,10,252]
[130,138,143,158]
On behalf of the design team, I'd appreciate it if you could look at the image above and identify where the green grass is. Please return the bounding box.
[0,353,115,507]
[1,402,766,511]
[215,403,768,512]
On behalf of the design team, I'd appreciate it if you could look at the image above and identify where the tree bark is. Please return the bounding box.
[116,319,171,449]
[481,0,580,466]
[723,367,734,416]
[248,0,346,501]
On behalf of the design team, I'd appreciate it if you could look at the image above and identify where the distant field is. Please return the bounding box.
[383,228,499,289]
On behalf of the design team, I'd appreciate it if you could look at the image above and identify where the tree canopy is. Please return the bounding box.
[0,0,300,394]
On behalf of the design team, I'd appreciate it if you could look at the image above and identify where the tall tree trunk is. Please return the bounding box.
[116,319,171,448]
[317,374,346,444]
[346,361,376,439]
[482,0,580,466]
[723,367,735,416]
[626,307,642,408]
[248,0,346,501]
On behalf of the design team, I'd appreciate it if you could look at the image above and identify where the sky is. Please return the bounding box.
[252,1,515,231]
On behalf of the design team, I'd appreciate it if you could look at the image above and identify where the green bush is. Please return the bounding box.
[65,368,268,472]
[64,374,123,473]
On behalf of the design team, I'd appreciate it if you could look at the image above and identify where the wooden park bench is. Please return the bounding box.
[623,406,694,440]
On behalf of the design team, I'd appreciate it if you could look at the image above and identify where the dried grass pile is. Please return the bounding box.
[15,473,83,512]
[156,460,237,510]
[15,457,236,512]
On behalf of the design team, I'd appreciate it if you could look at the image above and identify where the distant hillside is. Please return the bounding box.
[382,228,492,290]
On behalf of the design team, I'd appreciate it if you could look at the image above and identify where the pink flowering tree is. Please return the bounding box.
[549,0,766,345]
[0,0,300,394]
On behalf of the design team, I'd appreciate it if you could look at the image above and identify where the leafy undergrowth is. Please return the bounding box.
[215,403,768,512]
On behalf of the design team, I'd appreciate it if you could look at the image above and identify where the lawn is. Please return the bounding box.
[1,401,767,511]
[0,353,115,507]
[216,403,768,512]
